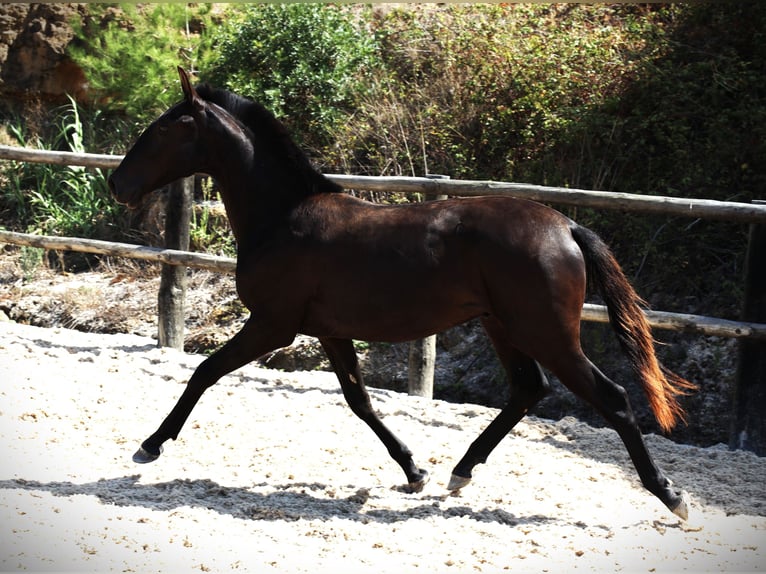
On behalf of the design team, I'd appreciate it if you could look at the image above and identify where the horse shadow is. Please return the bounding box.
[28,336,156,356]
[519,417,766,518]
[0,475,556,528]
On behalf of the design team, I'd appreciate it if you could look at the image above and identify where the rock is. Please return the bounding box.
[259,335,330,372]
[0,3,88,101]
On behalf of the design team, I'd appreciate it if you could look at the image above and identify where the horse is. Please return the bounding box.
[108,67,695,520]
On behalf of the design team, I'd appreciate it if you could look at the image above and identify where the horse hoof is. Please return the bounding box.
[132,445,162,464]
[447,473,471,492]
[404,469,430,494]
[670,490,690,521]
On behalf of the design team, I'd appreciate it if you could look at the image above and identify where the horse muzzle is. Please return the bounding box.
[108,173,144,209]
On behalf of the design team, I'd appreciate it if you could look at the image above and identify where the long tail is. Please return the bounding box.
[570,224,695,432]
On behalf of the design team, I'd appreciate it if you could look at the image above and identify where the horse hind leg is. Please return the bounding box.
[553,354,690,519]
[449,317,551,491]
[319,337,429,493]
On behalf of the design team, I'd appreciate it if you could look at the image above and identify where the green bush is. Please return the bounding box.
[326,5,674,180]
[68,4,214,125]
[200,4,379,152]
[545,4,765,309]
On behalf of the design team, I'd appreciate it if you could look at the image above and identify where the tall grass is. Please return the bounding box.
[0,96,127,240]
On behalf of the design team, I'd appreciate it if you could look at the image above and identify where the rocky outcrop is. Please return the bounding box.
[0,3,88,102]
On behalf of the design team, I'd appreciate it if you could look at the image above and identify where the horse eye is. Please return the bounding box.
[157,125,169,135]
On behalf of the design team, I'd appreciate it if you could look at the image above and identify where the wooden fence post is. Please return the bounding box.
[408,337,436,398]
[408,175,449,398]
[730,200,766,455]
[157,176,193,349]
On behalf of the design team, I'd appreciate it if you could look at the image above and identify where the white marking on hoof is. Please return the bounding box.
[447,474,471,492]
[670,490,690,521]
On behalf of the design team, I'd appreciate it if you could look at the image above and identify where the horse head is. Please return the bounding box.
[109,67,207,208]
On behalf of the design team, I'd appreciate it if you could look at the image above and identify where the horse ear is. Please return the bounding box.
[178,67,204,115]
[178,67,194,100]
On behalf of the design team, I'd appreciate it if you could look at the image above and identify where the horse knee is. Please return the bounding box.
[189,358,225,391]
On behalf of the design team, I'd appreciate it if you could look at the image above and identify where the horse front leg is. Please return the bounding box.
[319,337,429,492]
[133,316,293,463]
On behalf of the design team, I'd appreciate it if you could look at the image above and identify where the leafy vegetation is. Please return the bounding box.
[0,3,762,315]
[201,4,379,152]
[551,4,766,310]
[67,3,214,125]
[332,4,671,179]
[0,96,126,240]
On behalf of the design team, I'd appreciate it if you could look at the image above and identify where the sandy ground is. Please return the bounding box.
[0,320,764,572]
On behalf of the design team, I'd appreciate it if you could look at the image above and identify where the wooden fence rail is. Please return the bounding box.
[2,228,765,342]
[0,229,236,273]
[331,175,766,224]
[0,144,121,169]
[3,145,766,223]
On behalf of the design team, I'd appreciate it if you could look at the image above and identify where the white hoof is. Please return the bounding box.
[447,474,471,492]
[670,490,690,521]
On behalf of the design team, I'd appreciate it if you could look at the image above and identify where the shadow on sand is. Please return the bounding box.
[0,475,558,528]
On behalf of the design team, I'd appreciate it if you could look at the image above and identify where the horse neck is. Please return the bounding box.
[214,174,253,246]
[201,135,254,245]
[203,116,331,249]
[213,153,315,250]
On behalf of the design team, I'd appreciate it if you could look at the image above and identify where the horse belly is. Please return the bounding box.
[299,273,487,343]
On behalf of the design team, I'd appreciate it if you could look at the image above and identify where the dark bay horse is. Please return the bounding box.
[108,67,695,520]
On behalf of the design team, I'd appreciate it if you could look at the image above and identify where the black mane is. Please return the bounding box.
[195,84,342,195]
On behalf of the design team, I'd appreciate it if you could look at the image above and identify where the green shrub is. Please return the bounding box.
[326,5,672,180]
[68,4,214,125]
[200,4,379,152]
[545,4,765,308]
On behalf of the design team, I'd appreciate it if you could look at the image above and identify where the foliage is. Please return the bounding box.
[67,4,215,125]
[330,5,675,181]
[0,96,126,240]
[2,4,763,312]
[545,4,766,308]
[200,4,379,152]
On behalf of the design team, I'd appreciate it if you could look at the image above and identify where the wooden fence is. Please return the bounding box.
[2,143,766,340]
[1,144,765,452]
